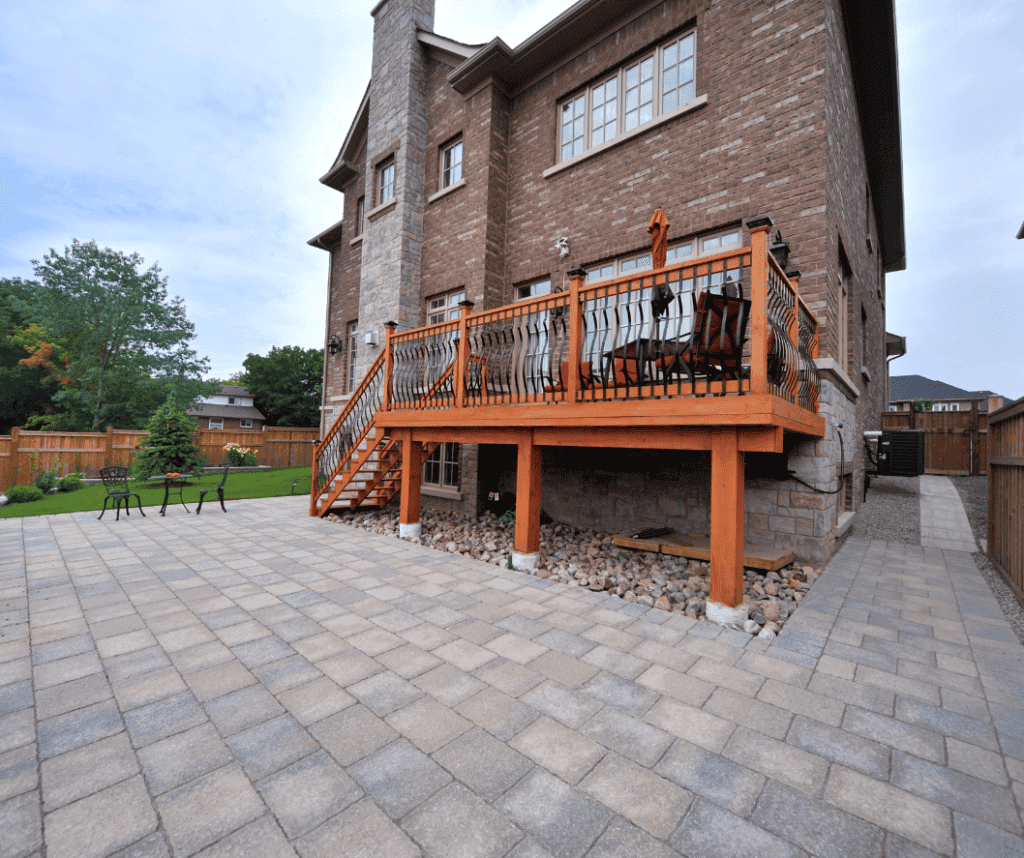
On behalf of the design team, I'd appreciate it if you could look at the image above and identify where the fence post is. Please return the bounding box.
[566,268,586,403]
[745,216,773,395]
[10,427,20,488]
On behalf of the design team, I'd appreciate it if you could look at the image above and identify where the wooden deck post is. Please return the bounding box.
[746,216,773,396]
[707,427,747,620]
[455,300,474,409]
[513,430,543,570]
[382,321,397,412]
[398,429,423,539]
[566,268,587,403]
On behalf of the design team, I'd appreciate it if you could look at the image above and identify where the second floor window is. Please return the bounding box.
[427,290,466,325]
[559,30,696,163]
[355,196,365,235]
[377,159,395,206]
[442,140,463,188]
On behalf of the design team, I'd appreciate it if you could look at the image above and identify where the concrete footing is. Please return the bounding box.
[399,522,422,539]
[511,551,539,572]
[706,600,749,626]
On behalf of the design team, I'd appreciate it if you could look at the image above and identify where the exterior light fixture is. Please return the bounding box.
[327,334,342,356]
[769,230,791,270]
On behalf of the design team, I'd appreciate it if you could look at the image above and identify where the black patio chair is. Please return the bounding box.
[98,467,146,521]
[196,464,230,514]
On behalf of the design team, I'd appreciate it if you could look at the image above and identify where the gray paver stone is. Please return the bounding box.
[136,722,233,795]
[257,750,362,839]
[0,745,37,804]
[193,815,296,858]
[309,704,399,767]
[509,716,606,785]
[0,790,42,858]
[953,811,1024,858]
[672,798,808,858]
[496,767,611,858]
[583,817,681,858]
[654,738,766,817]
[786,714,891,780]
[43,776,156,858]
[203,684,285,737]
[348,739,451,819]
[41,732,139,811]
[403,783,523,858]
[37,700,124,759]
[579,706,673,768]
[226,714,317,782]
[124,692,205,748]
[432,727,534,802]
[294,797,420,858]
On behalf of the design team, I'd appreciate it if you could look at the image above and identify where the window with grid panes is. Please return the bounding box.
[355,197,365,235]
[346,321,358,393]
[377,159,395,205]
[558,30,695,163]
[427,290,465,325]
[423,442,460,488]
[442,140,463,188]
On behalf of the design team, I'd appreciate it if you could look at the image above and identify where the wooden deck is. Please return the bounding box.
[313,219,825,613]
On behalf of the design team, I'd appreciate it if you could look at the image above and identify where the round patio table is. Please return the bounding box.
[148,474,192,516]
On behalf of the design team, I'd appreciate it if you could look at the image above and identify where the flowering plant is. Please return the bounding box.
[224,443,258,467]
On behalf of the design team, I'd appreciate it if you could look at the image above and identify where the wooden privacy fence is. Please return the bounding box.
[0,426,318,490]
[881,407,988,475]
[988,396,1024,599]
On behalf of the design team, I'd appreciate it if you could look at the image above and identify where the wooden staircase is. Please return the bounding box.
[311,350,438,517]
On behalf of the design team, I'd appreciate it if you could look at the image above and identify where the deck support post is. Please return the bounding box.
[513,430,542,570]
[707,427,747,623]
[398,429,423,539]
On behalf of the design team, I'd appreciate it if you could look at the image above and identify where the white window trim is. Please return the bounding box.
[422,442,461,490]
[427,289,466,326]
[516,278,553,301]
[377,158,395,206]
[441,139,463,189]
[544,95,706,179]
[239,419,252,429]
[209,418,224,430]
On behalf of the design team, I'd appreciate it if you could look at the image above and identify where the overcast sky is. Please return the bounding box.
[1,0,1021,401]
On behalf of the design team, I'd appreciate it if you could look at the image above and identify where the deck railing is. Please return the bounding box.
[380,237,819,417]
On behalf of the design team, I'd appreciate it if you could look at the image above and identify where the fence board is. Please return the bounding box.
[988,397,1024,599]
[1,426,319,490]
[880,409,988,475]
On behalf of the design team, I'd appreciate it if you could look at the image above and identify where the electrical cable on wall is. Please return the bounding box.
[787,424,846,495]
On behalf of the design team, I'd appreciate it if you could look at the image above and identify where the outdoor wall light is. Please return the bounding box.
[769,230,791,270]
[327,334,342,356]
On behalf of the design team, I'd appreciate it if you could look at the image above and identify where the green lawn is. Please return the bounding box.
[0,467,313,519]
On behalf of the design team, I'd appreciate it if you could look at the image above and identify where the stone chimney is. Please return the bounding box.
[356,0,435,378]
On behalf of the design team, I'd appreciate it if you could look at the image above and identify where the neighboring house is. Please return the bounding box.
[889,375,1004,414]
[308,0,905,567]
[187,385,266,431]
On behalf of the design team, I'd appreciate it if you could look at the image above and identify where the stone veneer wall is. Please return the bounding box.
[356,0,435,380]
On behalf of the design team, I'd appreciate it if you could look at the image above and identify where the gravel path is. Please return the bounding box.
[949,475,1024,647]
[850,475,921,543]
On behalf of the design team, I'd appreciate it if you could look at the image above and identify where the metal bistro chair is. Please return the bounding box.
[98,467,146,521]
[196,464,230,514]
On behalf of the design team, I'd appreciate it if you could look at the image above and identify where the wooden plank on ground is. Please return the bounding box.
[612,530,794,571]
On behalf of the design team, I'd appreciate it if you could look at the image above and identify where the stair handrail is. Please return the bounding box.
[310,349,386,516]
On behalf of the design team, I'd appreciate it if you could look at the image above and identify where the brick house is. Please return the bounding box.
[308,0,904,576]
[187,385,266,431]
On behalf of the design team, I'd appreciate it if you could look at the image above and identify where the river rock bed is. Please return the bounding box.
[327,507,821,636]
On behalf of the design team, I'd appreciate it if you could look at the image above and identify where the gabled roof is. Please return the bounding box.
[890,375,998,403]
[187,403,266,421]
[320,84,370,192]
[216,385,253,397]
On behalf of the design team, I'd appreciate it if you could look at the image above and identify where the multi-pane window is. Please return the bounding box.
[517,278,552,301]
[355,196,365,235]
[427,290,466,325]
[624,56,655,132]
[423,442,461,488]
[209,418,224,430]
[590,77,618,147]
[560,94,586,161]
[346,321,358,393]
[377,159,395,205]
[558,30,697,162]
[442,140,463,188]
[240,419,252,429]
[660,33,695,112]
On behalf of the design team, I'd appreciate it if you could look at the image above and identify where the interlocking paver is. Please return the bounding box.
[37,700,123,759]
[43,776,156,858]
[497,767,611,858]
[349,738,451,819]
[7,495,1024,858]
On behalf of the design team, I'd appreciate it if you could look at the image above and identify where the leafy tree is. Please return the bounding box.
[132,395,205,479]
[913,398,935,412]
[241,345,323,428]
[30,240,216,430]
[0,278,60,433]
